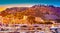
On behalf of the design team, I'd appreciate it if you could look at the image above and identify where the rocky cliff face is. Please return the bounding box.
[0,5,60,24]
[0,5,60,17]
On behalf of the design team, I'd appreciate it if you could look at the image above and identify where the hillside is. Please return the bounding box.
[0,5,60,17]
[0,5,60,24]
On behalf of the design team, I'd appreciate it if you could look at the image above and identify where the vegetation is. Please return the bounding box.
[0,5,60,24]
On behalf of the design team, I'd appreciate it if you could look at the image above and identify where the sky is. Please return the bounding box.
[0,0,60,6]
[0,0,60,11]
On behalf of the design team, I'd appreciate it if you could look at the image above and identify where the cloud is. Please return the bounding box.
[0,4,35,11]
[0,4,35,8]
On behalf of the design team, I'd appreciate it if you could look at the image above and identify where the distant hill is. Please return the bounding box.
[0,5,60,24]
[0,7,28,16]
[0,5,60,20]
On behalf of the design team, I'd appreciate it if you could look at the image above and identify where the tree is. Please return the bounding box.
[27,15,35,24]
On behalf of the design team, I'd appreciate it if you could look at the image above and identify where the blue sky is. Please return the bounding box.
[0,0,60,7]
